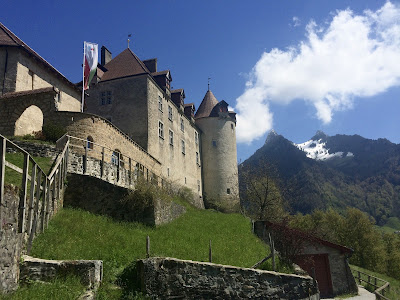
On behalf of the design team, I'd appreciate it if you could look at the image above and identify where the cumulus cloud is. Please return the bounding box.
[235,2,400,144]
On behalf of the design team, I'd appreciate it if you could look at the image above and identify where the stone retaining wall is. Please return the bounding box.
[138,257,320,299]
[64,174,186,226]
[7,140,60,159]
[0,185,23,293]
[20,255,103,291]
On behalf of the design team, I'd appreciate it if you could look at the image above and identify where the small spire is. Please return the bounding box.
[208,77,211,91]
[127,34,132,49]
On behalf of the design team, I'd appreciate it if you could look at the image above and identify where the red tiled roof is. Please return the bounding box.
[195,90,219,119]
[101,48,151,81]
[0,22,80,93]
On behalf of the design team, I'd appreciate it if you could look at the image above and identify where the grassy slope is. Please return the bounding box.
[29,202,274,298]
[5,152,54,187]
[351,265,400,300]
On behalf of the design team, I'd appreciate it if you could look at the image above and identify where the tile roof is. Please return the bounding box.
[0,22,80,93]
[195,90,219,119]
[101,48,151,81]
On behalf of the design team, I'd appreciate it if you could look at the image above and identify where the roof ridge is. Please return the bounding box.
[127,48,151,74]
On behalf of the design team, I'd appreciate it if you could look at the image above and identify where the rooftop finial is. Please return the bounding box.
[127,34,132,49]
[208,77,211,91]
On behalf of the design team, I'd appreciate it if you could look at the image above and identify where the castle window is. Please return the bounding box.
[168,106,173,121]
[111,151,119,166]
[158,121,164,139]
[169,130,174,146]
[167,168,170,177]
[197,180,200,192]
[185,177,187,184]
[101,92,106,105]
[195,132,199,145]
[196,152,199,165]
[86,136,94,150]
[231,123,234,131]
[212,140,217,147]
[181,140,185,154]
[180,118,184,132]
[227,188,231,194]
[158,96,163,112]
[28,69,34,89]
[107,91,112,104]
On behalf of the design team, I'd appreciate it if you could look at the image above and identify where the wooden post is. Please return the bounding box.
[27,164,37,234]
[209,240,212,263]
[40,178,48,233]
[60,158,64,190]
[0,136,5,224]
[83,145,88,174]
[117,152,121,182]
[34,171,42,233]
[45,177,51,227]
[18,153,29,233]
[146,235,150,258]
[101,147,105,179]
[57,164,62,198]
[129,157,132,186]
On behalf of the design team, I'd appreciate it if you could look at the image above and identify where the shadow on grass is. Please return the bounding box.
[115,262,148,300]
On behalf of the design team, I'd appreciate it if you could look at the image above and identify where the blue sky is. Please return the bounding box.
[1,1,399,162]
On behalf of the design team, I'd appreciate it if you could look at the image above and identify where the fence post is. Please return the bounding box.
[209,240,212,263]
[27,164,37,234]
[129,158,132,186]
[101,147,105,179]
[45,177,51,228]
[83,145,88,174]
[269,233,276,272]
[146,235,150,258]
[0,136,5,225]
[18,153,29,233]
[358,271,361,284]
[40,178,48,233]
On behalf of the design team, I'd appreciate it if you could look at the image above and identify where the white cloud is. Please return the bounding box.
[291,16,301,27]
[235,2,400,144]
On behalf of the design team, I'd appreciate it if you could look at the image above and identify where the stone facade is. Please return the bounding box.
[85,75,203,205]
[0,48,81,111]
[196,114,239,213]
[7,140,60,159]
[138,257,320,299]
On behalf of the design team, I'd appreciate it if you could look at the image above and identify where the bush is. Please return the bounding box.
[42,122,66,142]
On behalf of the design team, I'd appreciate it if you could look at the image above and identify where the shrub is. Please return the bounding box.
[42,122,66,142]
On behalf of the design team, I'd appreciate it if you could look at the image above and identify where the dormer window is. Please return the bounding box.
[180,118,184,132]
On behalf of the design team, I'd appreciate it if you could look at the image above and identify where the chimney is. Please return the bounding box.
[143,58,157,73]
[101,46,112,66]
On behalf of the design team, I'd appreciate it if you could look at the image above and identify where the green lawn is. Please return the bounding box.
[351,264,400,300]
[25,201,277,299]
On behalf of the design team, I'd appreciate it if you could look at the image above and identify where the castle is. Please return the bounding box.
[0,22,239,212]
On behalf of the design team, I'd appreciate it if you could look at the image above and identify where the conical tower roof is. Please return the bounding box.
[195,90,219,119]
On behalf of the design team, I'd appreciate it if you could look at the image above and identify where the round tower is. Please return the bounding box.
[195,90,240,213]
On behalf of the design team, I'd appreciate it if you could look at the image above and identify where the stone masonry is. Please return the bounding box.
[138,257,320,299]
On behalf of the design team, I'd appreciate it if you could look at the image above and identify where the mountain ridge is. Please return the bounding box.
[240,131,400,224]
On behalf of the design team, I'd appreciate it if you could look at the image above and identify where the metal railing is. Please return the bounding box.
[351,267,390,300]
[58,134,162,188]
[0,134,69,253]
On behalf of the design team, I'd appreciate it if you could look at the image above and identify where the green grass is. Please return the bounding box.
[28,202,278,299]
[376,217,400,234]
[351,264,400,300]
[4,152,54,188]
[0,276,86,300]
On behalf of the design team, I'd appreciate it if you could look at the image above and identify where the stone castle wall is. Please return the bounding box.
[196,116,239,213]
[138,257,320,299]
[48,111,162,179]
[0,48,81,111]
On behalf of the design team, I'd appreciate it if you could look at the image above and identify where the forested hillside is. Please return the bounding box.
[240,131,400,225]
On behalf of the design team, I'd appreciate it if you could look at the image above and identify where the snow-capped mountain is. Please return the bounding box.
[239,130,400,225]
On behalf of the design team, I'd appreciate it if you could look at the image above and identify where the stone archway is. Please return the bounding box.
[14,105,43,136]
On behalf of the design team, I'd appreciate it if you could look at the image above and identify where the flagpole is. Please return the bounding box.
[81,41,86,112]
